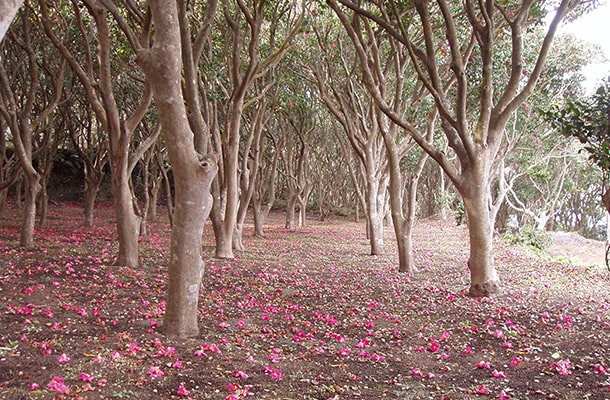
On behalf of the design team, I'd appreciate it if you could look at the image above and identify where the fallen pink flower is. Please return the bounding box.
[177,382,191,396]
[233,370,248,379]
[57,353,70,363]
[509,356,521,367]
[497,391,512,399]
[550,359,572,376]
[594,364,608,374]
[128,341,140,353]
[427,341,440,353]
[476,361,491,369]
[476,384,490,395]
[337,348,350,356]
[492,369,507,378]
[47,376,69,394]
[79,372,94,382]
[148,365,164,378]
[263,366,282,380]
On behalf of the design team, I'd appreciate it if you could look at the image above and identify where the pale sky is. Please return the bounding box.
[561,2,610,92]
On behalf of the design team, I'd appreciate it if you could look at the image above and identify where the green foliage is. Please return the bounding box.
[455,201,465,226]
[542,80,610,174]
[504,225,551,251]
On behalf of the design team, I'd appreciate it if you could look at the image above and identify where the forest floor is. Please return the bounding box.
[0,201,609,400]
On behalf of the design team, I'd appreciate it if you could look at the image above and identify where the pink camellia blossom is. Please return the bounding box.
[269,369,282,380]
[412,367,423,377]
[47,376,69,394]
[427,341,440,353]
[29,383,40,391]
[233,370,248,379]
[57,353,70,363]
[263,366,282,380]
[595,364,608,374]
[477,361,492,369]
[337,348,350,356]
[148,366,164,379]
[194,349,207,357]
[492,369,507,378]
[497,391,512,399]
[128,341,140,353]
[172,359,183,369]
[226,382,240,392]
[461,345,472,355]
[79,372,94,382]
[509,356,521,367]
[356,338,370,348]
[476,384,490,395]
[177,383,191,396]
[550,359,572,376]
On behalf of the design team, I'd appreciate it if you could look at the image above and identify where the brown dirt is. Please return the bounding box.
[546,231,606,267]
[1,202,609,400]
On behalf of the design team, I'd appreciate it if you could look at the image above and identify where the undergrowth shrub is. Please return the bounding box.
[504,225,551,251]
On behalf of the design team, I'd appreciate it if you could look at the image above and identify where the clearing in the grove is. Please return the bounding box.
[0,202,609,399]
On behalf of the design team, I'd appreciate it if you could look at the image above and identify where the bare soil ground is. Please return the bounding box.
[546,231,606,267]
[1,202,609,400]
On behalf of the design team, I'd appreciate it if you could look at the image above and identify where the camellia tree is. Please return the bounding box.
[327,0,593,296]
[543,79,610,214]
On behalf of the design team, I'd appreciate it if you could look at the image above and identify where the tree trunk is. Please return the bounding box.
[462,168,500,297]
[36,181,48,228]
[285,192,297,230]
[163,155,216,338]
[252,195,265,237]
[83,173,102,227]
[0,188,7,216]
[211,112,241,259]
[139,0,218,338]
[19,172,40,247]
[112,167,140,267]
[366,176,386,255]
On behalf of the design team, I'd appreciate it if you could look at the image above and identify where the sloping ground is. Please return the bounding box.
[546,231,605,267]
[0,203,609,400]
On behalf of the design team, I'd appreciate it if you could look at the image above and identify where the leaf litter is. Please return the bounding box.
[0,202,609,399]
